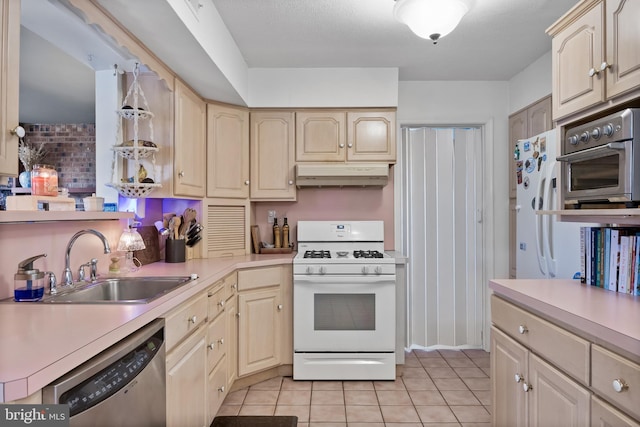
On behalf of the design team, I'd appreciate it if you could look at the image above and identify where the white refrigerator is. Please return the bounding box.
[515,129,583,280]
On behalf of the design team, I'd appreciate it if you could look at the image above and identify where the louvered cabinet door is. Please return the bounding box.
[205,203,249,257]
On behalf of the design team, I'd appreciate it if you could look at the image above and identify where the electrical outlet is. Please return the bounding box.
[267,210,276,224]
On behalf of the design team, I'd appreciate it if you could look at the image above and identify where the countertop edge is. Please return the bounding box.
[0,254,294,403]
[489,279,640,362]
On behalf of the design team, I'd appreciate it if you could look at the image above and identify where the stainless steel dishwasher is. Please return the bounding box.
[43,319,166,426]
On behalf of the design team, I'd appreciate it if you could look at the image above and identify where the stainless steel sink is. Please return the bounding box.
[41,276,193,304]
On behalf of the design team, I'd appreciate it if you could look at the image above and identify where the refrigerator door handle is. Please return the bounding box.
[534,163,548,276]
[543,161,557,277]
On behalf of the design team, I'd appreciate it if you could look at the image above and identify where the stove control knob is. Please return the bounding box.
[603,123,614,137]
[375,266,383,275]
[568,134,579,145]
[306,266,315,275]
[591,127,601,140]
[319,266,327,275]
[361,266,369,275]
[580,131,590,143]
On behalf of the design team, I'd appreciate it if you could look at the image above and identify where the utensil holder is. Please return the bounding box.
[165,239,186,263]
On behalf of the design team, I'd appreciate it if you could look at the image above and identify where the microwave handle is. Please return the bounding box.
[556,142,626,162]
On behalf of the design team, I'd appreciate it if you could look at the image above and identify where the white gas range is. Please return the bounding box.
[293,221,396,380]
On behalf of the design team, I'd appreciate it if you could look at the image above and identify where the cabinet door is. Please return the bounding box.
[237,287,281,377]
[249,111,296,200]
[508,109,527,199]
[491,326,528,427]
[528,353,590,427]
[605,0,640,98]
[591,396,640,427]
[346,111,396,162]
[279,265,293,365]
[296,111,346,162]
[0,0,20,177]
[527,96,552,137]
[207,104,249,198]
[226,296,238,387]
[551,2,605,120]
[166,326,207,427]
[174,79,206,197]
[509,199,517,279]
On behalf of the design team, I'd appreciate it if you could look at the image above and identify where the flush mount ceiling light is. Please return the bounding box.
[394,0,469,44]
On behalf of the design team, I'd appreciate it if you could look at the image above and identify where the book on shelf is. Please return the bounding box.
[581,226,640,295]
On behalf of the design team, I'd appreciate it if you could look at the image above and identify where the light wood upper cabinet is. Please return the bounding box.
[0,0,20,177]
[347,111,396,162]
[296,111,346,162]
[296,110,396,163]
[174,79,206,197]
[548,0,640,120]
[249,111,296,200]
[527,97,552,137]
[207,104,249,199]
[605,0,640,99]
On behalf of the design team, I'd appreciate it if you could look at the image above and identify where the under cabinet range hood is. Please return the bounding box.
[295,164,389,187]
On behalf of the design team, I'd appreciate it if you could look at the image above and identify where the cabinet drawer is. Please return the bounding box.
[491,296,590,384]
[208,355,228,421]
[207,312,227,372]
[164,293,208,351]
[238,266,281,291]
[223,271,237,301]
[207,285,226,320]
[592,345,640,421]
[592,396,640,427]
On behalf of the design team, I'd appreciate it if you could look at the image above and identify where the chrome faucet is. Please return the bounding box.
[62,229,111,287]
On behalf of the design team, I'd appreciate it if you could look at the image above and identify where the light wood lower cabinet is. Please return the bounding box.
[491,325,590,427]
[237,266,287,377]
[237,286,282,377]
[492,295,640,426]
[166,325,208,427]
[591,396,640,427]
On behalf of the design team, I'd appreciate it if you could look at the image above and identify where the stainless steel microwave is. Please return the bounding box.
[557,108,640,208]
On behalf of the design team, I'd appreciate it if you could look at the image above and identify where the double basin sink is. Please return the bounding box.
[41,276,194,304]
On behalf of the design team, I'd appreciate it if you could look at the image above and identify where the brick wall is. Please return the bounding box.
[23,124,96,191]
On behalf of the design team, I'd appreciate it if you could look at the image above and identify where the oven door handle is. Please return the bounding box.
[556,142,626,162]
[294,275,395,285]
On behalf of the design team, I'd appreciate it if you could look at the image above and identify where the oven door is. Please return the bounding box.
[558,141,633,203]
[293,275,395,352]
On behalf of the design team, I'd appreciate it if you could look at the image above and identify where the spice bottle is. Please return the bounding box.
[282,217,290,249]
[273,218,281,248]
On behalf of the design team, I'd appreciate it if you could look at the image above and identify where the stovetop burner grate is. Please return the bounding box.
[353,250,384,259]
[303,250,331,259]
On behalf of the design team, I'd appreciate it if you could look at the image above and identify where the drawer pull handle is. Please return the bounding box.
[189,316,197,324]
[208,343,215,350]
[277,304,283,311]
[612,379,628,393]
[231,284,237,290]
[218,300,225,307]
[218,338,225,345]
[218,386,225,393]
[523,382,532,392]
[518,325,528,334]
[514,373,524,383]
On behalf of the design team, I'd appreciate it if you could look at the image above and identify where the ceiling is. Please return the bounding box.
[209,0,576,81]
[21,0,578,122]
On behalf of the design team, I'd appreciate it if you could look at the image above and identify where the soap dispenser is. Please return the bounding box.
[14,254,47,301]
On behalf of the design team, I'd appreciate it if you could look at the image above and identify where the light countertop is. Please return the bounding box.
[0,254,294,403]
[489,279,640,362]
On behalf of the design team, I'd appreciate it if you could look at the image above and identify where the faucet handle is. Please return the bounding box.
[45,271,57,295]
[90,258,99,282]
[78,263,90,282]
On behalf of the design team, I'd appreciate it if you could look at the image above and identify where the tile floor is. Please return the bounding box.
[216,349,491,426]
